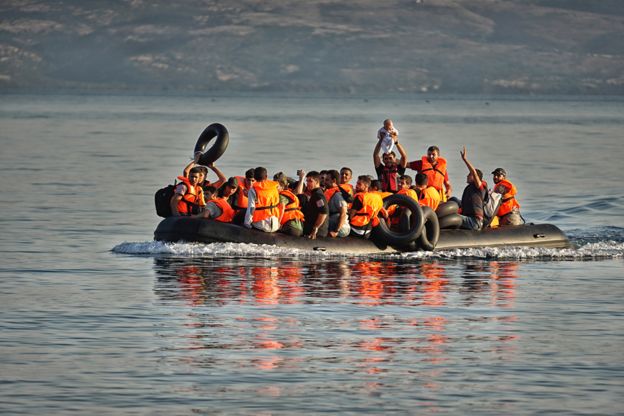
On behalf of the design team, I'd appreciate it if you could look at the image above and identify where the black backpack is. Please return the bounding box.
[155,183,177,218]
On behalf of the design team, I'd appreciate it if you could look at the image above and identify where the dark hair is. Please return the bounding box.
[400,175,412,186]
[475,169,483,180]
[327,169,340,184]
[357,175,371,186]
[204,185,217,196]
[189,166,204,175]
[415,173,428,186]
[340,167,352,175]
[254,166,267,181]
[245,168,255,180]
[427,145,440,154]
[370,179,382,190]
[306,170,321,182]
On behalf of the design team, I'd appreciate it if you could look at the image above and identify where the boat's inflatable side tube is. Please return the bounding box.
[195,123,230,165]
[376,194,424,247]
[417,206,440,251]
[439,213,462,229]
[435,200,459,218]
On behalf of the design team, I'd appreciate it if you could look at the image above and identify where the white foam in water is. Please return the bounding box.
[112,239,624,261]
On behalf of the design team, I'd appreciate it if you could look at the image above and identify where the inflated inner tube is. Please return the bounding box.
[439,213,462,229]
[416,206,440,251]
[375,194,424,247]
[435,200,459,218]
[195,123,230,165]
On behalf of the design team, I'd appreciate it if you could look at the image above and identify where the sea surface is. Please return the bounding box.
[1,93,623,415]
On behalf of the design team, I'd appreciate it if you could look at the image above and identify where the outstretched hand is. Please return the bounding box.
[460,146,467,161]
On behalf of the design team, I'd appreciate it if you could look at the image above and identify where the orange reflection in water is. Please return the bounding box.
[489,261,520,308]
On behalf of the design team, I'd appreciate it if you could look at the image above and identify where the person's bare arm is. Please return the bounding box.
[373,140,382,168]
[460,146,482,188]
[183,152,202,177]
[208,163,226,184]
[170,193,183,216]
[332,204,348,238]
[396,142,407,168]
[309,213,328,240]
[295,169,306,195]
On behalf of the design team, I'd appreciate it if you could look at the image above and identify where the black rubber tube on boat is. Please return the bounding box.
[195,123,230,165]
[438,213,462,229]
[416,206,440,251]
[435,200,459,218]
[375,194,424,247]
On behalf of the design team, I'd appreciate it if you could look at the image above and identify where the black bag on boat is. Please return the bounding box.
[155,184,177,218]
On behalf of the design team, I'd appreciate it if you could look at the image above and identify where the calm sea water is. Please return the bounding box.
[1,94,623,414]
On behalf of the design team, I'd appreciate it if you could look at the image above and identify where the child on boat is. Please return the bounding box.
[377,119,399,154]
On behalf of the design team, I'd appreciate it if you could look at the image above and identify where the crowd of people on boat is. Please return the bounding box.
[167,119,522,239]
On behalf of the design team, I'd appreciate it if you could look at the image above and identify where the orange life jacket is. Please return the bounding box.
[419,186,441,211]
[252,180,280,222]
[420,156,447,192]
[232,176,249,211]
[495,178,520,217]
[397,188,419,201]
[350,192,384,228]
[371,190,393,199]
[279,189,305,225]
[340,183,354,195]
[176,176,205,216]
[211,197,235,222]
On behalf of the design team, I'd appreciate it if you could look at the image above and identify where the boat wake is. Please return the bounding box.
[112,226,624,261]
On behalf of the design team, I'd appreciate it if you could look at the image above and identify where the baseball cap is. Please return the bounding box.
[491,168,506,176]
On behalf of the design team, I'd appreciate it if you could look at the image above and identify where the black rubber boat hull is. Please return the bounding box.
[154,217,571,254]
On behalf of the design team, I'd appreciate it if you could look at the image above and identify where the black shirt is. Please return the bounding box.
[301,187,329,237]
[460,183,486,220]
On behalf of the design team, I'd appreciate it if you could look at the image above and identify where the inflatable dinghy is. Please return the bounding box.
[154,217,571,254]
[155,122,571,253]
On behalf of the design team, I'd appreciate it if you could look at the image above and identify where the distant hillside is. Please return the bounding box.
[1,0,623,95]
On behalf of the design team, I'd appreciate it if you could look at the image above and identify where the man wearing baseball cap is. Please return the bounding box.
[491,168,523,226]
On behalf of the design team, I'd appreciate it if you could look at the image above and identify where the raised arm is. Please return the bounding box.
[460,146,482,189]
[208,163,226,185]
[295,169,306,196]
[396,141,407,168]
[183,152,202,177]
[373,140,382,168]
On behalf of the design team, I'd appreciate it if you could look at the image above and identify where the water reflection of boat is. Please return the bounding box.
[154,216,571,254]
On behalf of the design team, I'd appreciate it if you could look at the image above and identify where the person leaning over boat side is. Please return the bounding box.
[170,166,206,216]
[323,170,351,238]
[244,167,280,232]
[457,146,486,231]
[340,167,354,195]
[230,168,255,224]
[491,168,523,226]
[373,136,407,193]
[194,179,237,222]
[414,172,441,211]
[407,145,452,202]
[274,172,305,237]
[183,152,227,191]
[349,175,387,237]
[299,170,329,239]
